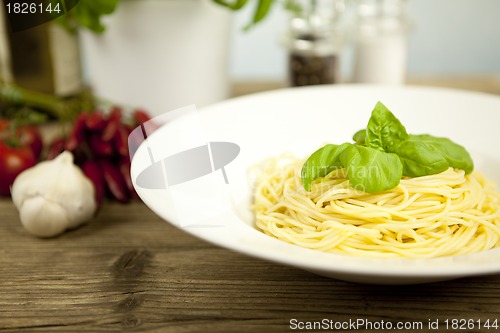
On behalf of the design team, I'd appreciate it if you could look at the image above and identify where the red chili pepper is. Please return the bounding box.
[113,125,130,157]
[119,157,138,199]
[102,107,122,142]
[133,109,151,125]
[128,126,145,160]
[89,134,114,157]
[85,112,106,131]
[101,160,129,203]
[133,109,159,135]
[81,160,105,210]
[47,137,66,160]
[66,113,88,151]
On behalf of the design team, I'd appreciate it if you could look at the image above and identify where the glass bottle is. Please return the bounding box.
[352,0,410,84]
[283,0,346,87]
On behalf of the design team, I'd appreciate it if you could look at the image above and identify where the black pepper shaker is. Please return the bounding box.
[283,0,346,87]
[289,34,339,86]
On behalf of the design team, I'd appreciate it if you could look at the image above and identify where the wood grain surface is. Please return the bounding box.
[2,79,500,332]
[1,200,500,333]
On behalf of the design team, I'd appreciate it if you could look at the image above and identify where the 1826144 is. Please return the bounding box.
[444,319,499,330]
[5,1,61,14]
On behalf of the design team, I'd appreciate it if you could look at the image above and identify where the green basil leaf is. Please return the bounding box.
[410,134,474,174]
[394,139,449,177]
[301,143,350,191]
[352,129,366,145]
[340,145,403,194]
[300,101,475,195]
[366,102,408,152]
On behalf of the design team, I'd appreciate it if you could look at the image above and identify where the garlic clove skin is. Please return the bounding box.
[11,151,96,238]
[19,196,69,237]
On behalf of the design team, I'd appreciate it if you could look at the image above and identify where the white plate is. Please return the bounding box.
[131,85,500,284]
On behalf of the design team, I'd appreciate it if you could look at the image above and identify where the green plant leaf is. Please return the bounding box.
[245,0,274,30]
[56,0,120,34]
[87,0,120,15]
[366,102,408,152]
[410,134,474,174]
[73,3,105,33]
[212,0,249,10]
[339,145,403,193]
[300,101,474,194]
[283,0,303,16]
[301,143,350,191]
[393,139,449,177]
[352,129,366,145]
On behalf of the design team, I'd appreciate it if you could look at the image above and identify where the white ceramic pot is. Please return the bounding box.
[80,0,231,115]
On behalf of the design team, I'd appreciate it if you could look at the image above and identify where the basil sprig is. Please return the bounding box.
[301,102,474,193]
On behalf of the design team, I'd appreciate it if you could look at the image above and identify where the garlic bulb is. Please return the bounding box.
[11,151,96,237]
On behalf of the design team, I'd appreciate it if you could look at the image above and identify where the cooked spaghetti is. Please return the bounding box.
[253,156,500,258]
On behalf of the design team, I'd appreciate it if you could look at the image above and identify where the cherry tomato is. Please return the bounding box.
[0,120,43,159]
[0,144,36,196]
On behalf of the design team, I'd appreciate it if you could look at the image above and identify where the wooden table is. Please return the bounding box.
[2,79,500,332]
